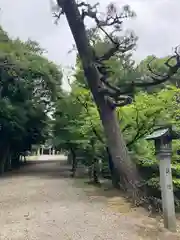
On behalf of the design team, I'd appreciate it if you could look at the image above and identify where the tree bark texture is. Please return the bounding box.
[0,145,9,175]
[70,147,77,177]
[59,0,142,194]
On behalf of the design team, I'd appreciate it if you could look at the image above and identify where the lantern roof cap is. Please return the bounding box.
[145,128,169,140]
[146,125,180,141]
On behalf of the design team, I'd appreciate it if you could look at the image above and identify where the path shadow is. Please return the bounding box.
[73,177,132,202]
[1,159,180,238]
[1,159,128,201]
[0,159,73,179]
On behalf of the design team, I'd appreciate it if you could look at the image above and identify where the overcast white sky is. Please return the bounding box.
[0,0,180,89]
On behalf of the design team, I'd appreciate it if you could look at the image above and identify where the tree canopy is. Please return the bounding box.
[53,50,180,204]
[0,26,62,173]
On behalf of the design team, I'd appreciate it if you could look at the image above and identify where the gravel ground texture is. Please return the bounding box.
[0,156,180,240]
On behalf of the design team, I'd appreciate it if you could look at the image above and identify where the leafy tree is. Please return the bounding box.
[53,90,83,171]
[54,81,180,198]
[53,87,102,178]
[53,0,180,198]
[0,26,62,173]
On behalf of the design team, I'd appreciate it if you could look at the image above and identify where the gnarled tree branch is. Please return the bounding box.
[97,46,180,102]
[54,1,180,109]
[77,2,136,60]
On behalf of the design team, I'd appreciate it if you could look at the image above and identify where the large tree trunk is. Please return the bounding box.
[60,0,142,195]
[106,147,120,188]
[92,159,100,184]
[11,151,21,169]
[69,147,77,177]
[0,145,9,175]
[90,140,100,184]
[4,152,12,172]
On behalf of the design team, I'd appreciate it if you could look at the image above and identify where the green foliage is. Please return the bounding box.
[53,86,103,156]
[54,64,180,200]
[0,26,62,171]
[53,25,180,200]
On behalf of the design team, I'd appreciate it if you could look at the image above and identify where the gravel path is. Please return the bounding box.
[0,158,179,239]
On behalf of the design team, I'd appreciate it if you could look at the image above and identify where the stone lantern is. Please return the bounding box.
[146,126,180,232]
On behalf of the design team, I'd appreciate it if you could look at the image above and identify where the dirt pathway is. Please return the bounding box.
[0,158,179,239]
